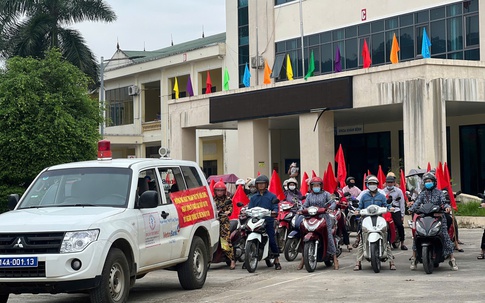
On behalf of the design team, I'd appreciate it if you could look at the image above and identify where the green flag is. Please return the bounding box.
[304,50,315,80]
[223,67,230,91]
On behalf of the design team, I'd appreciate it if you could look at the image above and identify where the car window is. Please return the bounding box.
[181,166,204,189]
[158,167,187,203]
[138,169,161,205]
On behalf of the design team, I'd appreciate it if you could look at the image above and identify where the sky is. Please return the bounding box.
[72,0,227,61]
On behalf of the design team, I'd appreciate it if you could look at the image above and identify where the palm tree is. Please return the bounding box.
[0,0,116,85]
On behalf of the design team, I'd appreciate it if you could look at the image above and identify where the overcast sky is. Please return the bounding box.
[73,0,226,61]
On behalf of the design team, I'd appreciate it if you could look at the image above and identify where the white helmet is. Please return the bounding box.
[287,178,298,187]
[235,178,245,186]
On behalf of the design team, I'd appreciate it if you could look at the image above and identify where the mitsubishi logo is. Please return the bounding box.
[13,238,24,248]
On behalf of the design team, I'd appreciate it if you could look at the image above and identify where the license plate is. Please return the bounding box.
[0,257,38,268]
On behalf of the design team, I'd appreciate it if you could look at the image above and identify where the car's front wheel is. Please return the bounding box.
[177,236,208,289]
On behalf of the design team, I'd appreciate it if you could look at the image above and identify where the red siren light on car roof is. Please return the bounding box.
[97,140,112,160]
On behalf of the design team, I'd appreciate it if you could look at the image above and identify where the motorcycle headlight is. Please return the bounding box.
[60,229,99,253]
[307,206,318,216]
[429,222,442,235]
[416,222,426,236]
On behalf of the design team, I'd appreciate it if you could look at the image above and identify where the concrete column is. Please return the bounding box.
[403,79,446,173]
[299,111,334,178]
[238,119,270,178]
[170,111,197,161]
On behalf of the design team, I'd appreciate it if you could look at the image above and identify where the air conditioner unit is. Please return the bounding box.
[128,85,139,96]
[250,56,264,69]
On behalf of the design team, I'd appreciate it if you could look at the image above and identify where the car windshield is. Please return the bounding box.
[18,167,132,209]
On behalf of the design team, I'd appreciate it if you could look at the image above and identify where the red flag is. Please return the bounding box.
[205,71,212,94]
[300,171,309,196]
[229,184,250,220]
[427,162,431,172]
[399,169,408,202]
[269,169,285,201]
[257,171,261,176]
[209,179,215,197]
[367,169,372,176]
[324,162,337,193]
[311,170,317,178]
[377,165,386,189]
[436,162,445,190]
[335,144,347,188]
[443,162,457,210]
[363,173,367,190]
[362,39,372,68]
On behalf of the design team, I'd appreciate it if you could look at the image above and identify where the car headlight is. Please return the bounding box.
[60,230,99,253]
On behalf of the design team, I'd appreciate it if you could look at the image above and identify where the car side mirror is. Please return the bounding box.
[138,191,159,208]
[7,194,20,210]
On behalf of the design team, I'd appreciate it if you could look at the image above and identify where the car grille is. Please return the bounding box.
[0,261,46,278]
[0,233,64,254]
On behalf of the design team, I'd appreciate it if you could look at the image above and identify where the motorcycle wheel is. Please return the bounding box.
[370,242,381,273]
[244,240,259,273]
[234,238,246,263]
[284,238,299,262]
[303,241,318,273]
[422,246,434,274]
[277,227,287,252]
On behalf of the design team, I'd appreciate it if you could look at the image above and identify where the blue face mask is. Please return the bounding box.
[424,182,434,189]
[312,187,321,193]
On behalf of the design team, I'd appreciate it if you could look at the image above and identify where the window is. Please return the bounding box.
[106,87,134,126]
[271,53,286,79]
[431,20,446,54]
[465,14,479,47]
[138,169,161,205]
[345,38,358,69]
[400,27,414,60]
[447,16,463,51]
[159,167,186,203]
[275,0,296,5]
[371,32,385,65]
[181,166,204,189]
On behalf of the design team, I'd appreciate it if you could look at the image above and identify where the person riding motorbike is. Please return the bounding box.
[354,176,396,271]
[247,175,282,270]
[408,172,458,271]
[383,175,408,250]
[245,178,257,199]
[297,177,339,270]
[342,176,362,198]
[213,181,236,269]
[285,178,305,206]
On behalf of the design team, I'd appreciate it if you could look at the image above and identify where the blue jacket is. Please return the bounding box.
[357,191,389,210]
[248,189,278,224]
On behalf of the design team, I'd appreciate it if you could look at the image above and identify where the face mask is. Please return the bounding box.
[289,185,296,191]
[424,182,434,189]
[312,187,321,193]
[368,184,378,191]
[250,187,257,193]
[348,183,355,188]
[387,185,394,191]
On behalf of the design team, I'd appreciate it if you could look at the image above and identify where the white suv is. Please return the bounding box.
[0,153,219,303]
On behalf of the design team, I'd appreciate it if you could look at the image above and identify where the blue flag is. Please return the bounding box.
[243,63,251,87]
[421,28,432,59]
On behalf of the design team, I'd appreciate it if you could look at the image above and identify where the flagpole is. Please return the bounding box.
[299,0,305,77]
[255,0,259,85]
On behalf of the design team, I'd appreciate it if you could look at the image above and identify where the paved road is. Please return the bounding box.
[6,228,485,303]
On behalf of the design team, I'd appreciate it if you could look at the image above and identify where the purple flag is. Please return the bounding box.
[334,46,342,72]
[186,74,194,97]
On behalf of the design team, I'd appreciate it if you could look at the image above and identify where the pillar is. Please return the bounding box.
[238,119,270,178]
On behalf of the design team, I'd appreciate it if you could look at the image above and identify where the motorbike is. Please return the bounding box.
[276,200,298,252]
[343,192,360,233]
[300,206,341,272]
[211,203,245,266]
[284,212,303,262]
[359,204,390,273]
[242,206,275,273]
[233,204,249,262]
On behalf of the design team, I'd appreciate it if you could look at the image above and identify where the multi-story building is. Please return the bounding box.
[102,0,485,194]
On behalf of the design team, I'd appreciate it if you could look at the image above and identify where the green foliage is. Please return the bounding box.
[456,201,485,217]
[0,49,102,187]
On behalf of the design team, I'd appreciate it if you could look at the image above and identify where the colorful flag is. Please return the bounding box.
[173,77,179,99]
[399,169,408,202]
[421,28,432,59]
[443,162,457,210]
[427,162,431,172]
[377,165,386,189]
[286,54,293,80]
[362,39,372,68]
[312,170,317,178]
[436,162,445,190]
[242,63,251,87]
[304,50,315,80]
[205,71,212,94]
[209,179,215,197]
[229,184,250,220]
[334,46,342,72]
[223,67,230,91]
[263,59,272,84]
[300,171,309,196]
[390,33,400,64]
[186,74,194,97]
[324,162,337,193]
[268,170,285,201]
[335,144,347,188]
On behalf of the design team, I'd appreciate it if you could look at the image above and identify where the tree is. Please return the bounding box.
[0,49,102,187]
[0,0,116,86]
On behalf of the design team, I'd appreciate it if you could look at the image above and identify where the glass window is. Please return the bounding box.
[238,0,248,7]
[358,23,370,36]
[333,41,345,70]
[358,37,371,66]
[275,41,286,52]
[238,26,249,45]
[333,29,345,40]
[465,14,479,47]
[321,43,333,73]
[271,53,286,79]
[345,38,358,69]
[463,0,478,13]
[416,25,429,57]
[345,26,357,38]
[447,17,463,51]
[371,20,384,32]
[430,7,445,20]
[400,14,413,26]
[431,20,446,54]
[238,46,249,64]
[275,0,296,5]
[400,26,414,60]
[447,3,462,17]
[309,47,320,73]
[371,32,385,65]
[386,17,399,30]
[309,34,319,46]
[447,51,463,59]
[106,87,134,126]
[415,10,429,24]
[459,124,485,194]
[238,8,248,24]
[320,31,331,43]
[286,39,298,50]
[385,31,396,63]
[465,49,480,60]
[181,166,203,189]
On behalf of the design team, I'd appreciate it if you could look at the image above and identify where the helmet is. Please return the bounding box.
[366,176,379,184]
[236,178,245,186]
[310,177,323,186]
[345,176,355,185]
[387,172,396,178]
[385,176,396,183]
[255,175,269,185]
[422,172,437,184]
[214,181,226,191]
[245,178,255,189]
[283,179,289,186]
[287,178,298,187]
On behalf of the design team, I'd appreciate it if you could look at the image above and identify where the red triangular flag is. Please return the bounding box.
[443,162,457,210]
[427,162,431,172]
[367,169,372,176]
[209,179,215,197]
[436,162,445,190]
[205,71,212,94]
[362,39,372,68]
[268,170,285,201]
[399,169,408,202]
[311,170,317,178]
[335,144,347,188]
[324,162,337,193]
[229,184,250,219]
[377,165,386,189]
[257,171,261,176]
[300,171,309,196]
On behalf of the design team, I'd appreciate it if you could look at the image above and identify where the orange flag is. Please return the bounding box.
[269,169,285,201]
[300,171,309,196]
[390,33,400,64]
[377,165,386,189]
[335,144,347,188]
[443,162,457,210]
[229,184,250,220]
[263,59,272,84]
